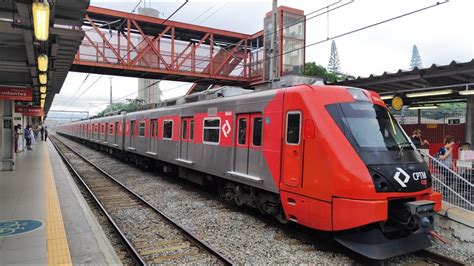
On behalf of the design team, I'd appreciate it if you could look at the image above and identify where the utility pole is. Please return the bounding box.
[109,76,113,106]
[270,0,278,86]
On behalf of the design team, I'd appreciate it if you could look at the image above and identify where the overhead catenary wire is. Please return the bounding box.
[62,73,90,110]
[230,0,449,73]
[63,0,144,110]
[64,0,189,111]
[188,4,216,24]
[105,1,352,106]
[194,2,229,25]
[187,0,353,71]
[74,0,449,114]
[67,1,347,112]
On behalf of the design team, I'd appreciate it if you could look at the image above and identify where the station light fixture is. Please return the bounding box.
[40,99,45,108]
[39,73,47,85]
[37,54,48,72]
[40,93,46,99]
[380,95,394,100]
[40,86,47,94]
[459,90,474,96]
[32,1,50,41]
[406,90,453,98]
[408,105,439,110]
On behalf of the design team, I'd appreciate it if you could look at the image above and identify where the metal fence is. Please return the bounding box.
[420,150,474,212]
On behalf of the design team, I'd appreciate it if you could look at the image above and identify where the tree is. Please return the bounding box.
[305,62,354,83]
[327,40,341,74]
[97,102,138,116]
[410,44,422,70]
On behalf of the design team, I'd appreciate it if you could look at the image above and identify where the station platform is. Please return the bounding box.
[0,140,120,264]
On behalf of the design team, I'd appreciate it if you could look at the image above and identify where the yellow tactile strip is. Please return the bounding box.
[44,146,72,265]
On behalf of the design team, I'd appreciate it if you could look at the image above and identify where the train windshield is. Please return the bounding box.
[334,103,412,152]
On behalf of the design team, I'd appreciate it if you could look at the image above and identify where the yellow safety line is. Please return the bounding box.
[44,144,72,265]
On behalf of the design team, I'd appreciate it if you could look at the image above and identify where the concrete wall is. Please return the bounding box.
[435,204,474,254]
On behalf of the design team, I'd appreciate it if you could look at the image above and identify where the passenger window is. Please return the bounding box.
[163,120,173,139]
[286,112,301,145]
[150,119,158,137]
[203,118,220,144]
[190,120,194,141]
[138,121,145,137]
[109,124,113,135]
[182,120,187,140]
[238,118,247,145]
[252,117,262,146]
[130,121,135,136]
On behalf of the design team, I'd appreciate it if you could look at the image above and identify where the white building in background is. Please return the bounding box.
[137,7,162,104]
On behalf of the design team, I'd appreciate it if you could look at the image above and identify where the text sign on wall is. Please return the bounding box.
[448,119,461,125]
[15,105,44,117]
[0,87,33,101]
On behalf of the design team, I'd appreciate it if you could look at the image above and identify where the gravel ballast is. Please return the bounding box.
[54,134,473,264]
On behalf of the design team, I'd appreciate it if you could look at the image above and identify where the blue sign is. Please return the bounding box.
[266,116,270,124]
[0,220,43,237]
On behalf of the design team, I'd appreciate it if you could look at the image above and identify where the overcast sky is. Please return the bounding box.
[50,0,474,117]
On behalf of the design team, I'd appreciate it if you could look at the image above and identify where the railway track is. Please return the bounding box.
[50,135,233,265]
[414,250,465,266]
[52,134,469,265]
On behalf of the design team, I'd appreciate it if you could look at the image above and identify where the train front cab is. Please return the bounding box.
[278,85,442,259]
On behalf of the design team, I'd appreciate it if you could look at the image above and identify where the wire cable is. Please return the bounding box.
[189,4,215,24]
[231,0,449,74]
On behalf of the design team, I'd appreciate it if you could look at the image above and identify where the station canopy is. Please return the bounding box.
[331,59,474,107]
[0,0,89,113]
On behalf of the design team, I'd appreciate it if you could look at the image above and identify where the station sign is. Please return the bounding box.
[448,118,461,125]
[15,105,44,117]
[0,87,33,101]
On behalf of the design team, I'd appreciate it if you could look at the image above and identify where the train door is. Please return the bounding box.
[105,123,108,142]
[148,119,158,153]
[114,121,119,144]
[234,113,262,177]
[282,111,303,187]
[130,120,135,147]
[234,114,249,174]
[179,117,191,161]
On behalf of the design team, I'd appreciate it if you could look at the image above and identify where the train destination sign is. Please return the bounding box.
[15,105,45,117]
[0,87,33,101]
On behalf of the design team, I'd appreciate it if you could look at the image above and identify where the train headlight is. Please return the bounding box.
[347,88,370,102]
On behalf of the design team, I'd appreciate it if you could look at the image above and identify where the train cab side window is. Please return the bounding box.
[138,121,145,137]
[203,118,220,144]
[190,120,194,141]
[252,117,262,146]
[286,112,301,145]
[238,117,247,145]
[163,120,173,139]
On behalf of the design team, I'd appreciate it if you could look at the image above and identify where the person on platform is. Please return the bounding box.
[44,126,48,141]
[14,125,20,153]
[30,127,37,145]
[40,125,45,141]
[24,125,33,150]
[411,129,429,149]
[436,135,455,168]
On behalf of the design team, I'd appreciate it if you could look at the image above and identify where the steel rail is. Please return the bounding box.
[416,250,466,266]
[50,136,146,265]
[50,135,234,265]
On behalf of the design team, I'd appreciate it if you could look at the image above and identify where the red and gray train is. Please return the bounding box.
[56,85,442,259]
